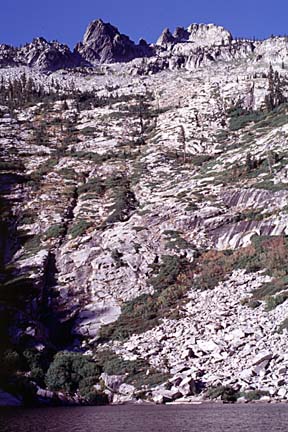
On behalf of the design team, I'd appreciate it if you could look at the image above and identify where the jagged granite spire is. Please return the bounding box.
[75,19,154,65]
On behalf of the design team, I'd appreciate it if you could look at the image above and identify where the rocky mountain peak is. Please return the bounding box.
[173,26,190,41]
[156,28,175,46]
[18,38,83,71]
[83,19,118,45]
[75,19,154,65]
[186,23,233,46]
[156,22,233,47]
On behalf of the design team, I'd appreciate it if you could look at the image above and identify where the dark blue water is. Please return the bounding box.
[1,403,288,432]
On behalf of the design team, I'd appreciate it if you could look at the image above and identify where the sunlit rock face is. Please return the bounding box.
[156,23,232,47]
[2,19,288,405]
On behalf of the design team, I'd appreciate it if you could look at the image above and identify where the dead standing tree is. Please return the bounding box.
[178,125,187,163]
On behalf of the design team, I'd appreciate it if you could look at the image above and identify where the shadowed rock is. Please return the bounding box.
[75,19,154,65]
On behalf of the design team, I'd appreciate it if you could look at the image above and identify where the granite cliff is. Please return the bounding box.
[1,20,288,406]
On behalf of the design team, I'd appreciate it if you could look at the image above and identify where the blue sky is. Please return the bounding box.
[1,0,288,47]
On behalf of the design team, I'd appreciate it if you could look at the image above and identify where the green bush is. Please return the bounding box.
[30,367,45,386]
[206,385,238,403]
[102,355,146,376]
[95,350,169,391]
[82,391,109,405]
[78,178,104,195]
[255,181,288,192]
[106,189,138,224]
[228,106,266,131]
[44,224,66,239]
[68,220,92,238]
[125,370,171,390]
[45,351,101,395]
[0,350,21,376]
[265,292,288,311]
[148,255,184,292]
[22,234,42,255]
[58,168,78,180]
[242,390,269,401]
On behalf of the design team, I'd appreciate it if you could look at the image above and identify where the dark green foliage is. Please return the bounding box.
[0,160,25,171]
[80,127,97,135]
[0,73,57,110]
[22,348,53,386]
[241,390,269,401]
[106,188,138,224]
[58,168,78,180]
[81,391,109,405]
[215,129,229,143]
[228,236,288,307]
[266,292,288,310]
[255,181,288,192]
[44,224,66,239]
[95,350,169,390]
[206,385,238,403]
[148,255,184,292]
[97,350,146,376]
[78,178,104,195]
[125,371,171,390]
[264,66,286,111]
[189,154,213,166]
[74,91,142,111]
[30,158,59,183]
[30,367,45,386]
[45,351,101,395]
[0,350,21,376]
[78,376,108,405]
[22,234,42,255]
[228,106,266,131]
[68,219,92,238]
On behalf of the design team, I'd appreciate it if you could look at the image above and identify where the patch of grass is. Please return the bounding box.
[255,181,288,192]
[228,106,267,131]
[78,178,104,195]
[241,390,269,401]
[68,219,92,239]
[22,234,42,255]
[44,224,65,239]
[58,168,78,180]
[266,292,288,310]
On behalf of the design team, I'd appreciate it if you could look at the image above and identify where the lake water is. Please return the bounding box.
[1,403,288,432]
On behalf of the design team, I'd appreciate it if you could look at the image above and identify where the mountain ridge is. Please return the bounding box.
[0,19,286,72]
